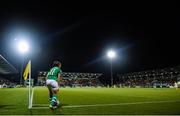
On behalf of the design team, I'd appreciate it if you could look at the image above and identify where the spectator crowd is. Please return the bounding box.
[117,66,180,88]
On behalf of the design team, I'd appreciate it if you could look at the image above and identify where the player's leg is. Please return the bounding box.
[48,85,53,101]
[46,80,54,106]
[51,89,59,107]
[50,81,60,108]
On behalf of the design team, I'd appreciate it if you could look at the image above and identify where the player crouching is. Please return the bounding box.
[46,60,62,109]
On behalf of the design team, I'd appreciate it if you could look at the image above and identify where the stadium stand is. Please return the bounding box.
[0,77,17,88]
[117,66,180,88]
[0,55,18,88]
[37,71,103,87]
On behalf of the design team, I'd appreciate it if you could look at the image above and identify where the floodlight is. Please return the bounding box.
[18,40,29,53]
[106,49,117,87]
[107,50,116,59]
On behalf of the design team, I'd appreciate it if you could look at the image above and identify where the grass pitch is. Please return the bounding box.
[0,87,180,115]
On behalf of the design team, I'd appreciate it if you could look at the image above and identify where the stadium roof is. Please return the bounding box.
[0,55,18,74]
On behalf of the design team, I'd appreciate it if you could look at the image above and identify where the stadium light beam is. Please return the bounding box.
[107,50,116,87]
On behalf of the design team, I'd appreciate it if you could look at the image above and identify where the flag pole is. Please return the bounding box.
[28,60,31,109]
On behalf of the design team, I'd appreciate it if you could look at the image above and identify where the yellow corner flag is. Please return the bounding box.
[23,61,30,80]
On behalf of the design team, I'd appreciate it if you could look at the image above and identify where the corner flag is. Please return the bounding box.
[23,61,30,80]
[23,60,33,109]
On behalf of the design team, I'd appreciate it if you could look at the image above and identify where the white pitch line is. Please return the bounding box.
[32,100,180,109]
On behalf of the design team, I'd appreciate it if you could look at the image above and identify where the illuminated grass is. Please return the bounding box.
[0,87,180,115]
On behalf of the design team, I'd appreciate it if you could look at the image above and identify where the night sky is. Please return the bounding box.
[0,1,179,78]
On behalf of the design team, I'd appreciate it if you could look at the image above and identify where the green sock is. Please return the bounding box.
[52,94,58,101]
[51,94,58,106]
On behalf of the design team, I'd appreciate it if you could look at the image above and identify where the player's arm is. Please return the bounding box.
[57,73,62,81]
[57,69,62,82]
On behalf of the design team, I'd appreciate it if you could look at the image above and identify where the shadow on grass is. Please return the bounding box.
[0,105,19,109]
[0,105,10,108]
[30,104,68,115]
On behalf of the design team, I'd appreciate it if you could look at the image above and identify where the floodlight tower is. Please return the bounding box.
[17,40,29,85]
[107,50,116,87]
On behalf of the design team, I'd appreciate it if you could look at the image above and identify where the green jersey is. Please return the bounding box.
[47,67,62,81]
